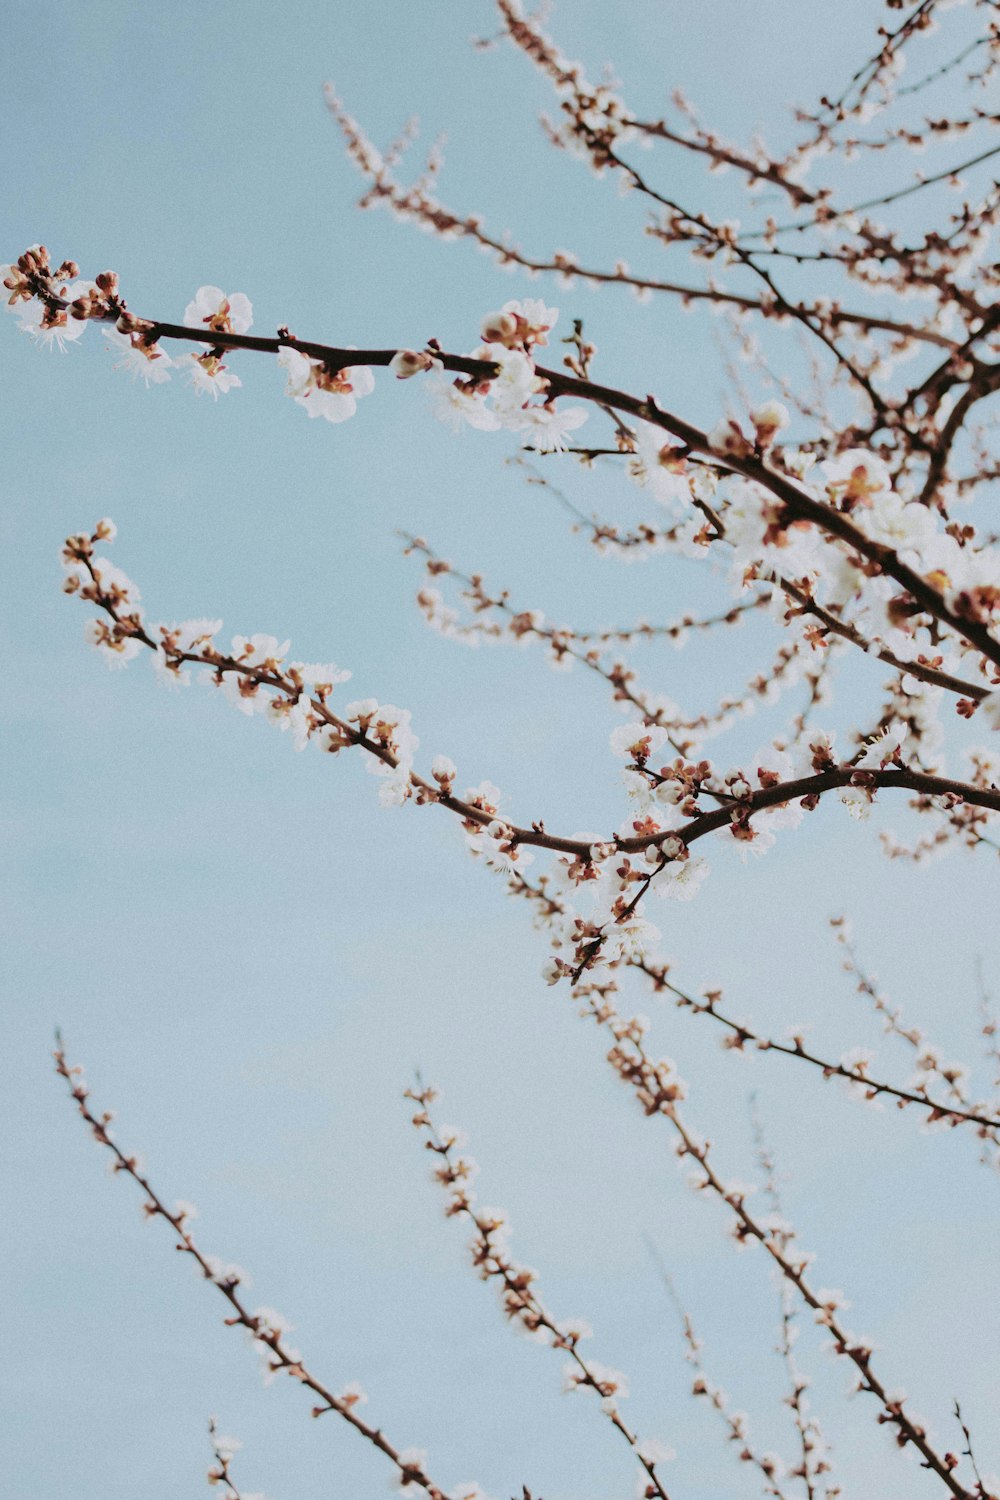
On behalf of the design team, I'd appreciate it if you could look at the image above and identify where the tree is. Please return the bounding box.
[5,3,1000,1497]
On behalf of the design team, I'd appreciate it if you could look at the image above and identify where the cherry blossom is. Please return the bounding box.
[177,350,242,398]
[17,5,1000,1494]
[183,285,253,336]
[277,346,375,423]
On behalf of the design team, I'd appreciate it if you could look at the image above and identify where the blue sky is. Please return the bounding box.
[3,4,999,1499]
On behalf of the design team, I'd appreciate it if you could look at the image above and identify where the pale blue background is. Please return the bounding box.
[3,4,999,1499]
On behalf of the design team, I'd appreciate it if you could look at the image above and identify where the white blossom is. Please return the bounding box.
[183,285,253,335]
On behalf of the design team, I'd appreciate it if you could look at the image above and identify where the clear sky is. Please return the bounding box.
[3,4,999,1499]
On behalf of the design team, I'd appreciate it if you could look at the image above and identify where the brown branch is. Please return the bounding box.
[54,1038,456,1500]
[66,527,1000,866]
[23,247,997,671]
[408,1089,675,1500]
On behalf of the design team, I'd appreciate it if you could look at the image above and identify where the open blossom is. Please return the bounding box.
[428,374,500,433]
[278,346,374,423]
[84,617,142,667]
[266,693,314,751]
[211,1431,242,1462]
[251,1305,292,1337]
[860,491,937,563]
[512,402,588,452]
[611,721,668,761]
[629,424,692,511]
[392,1448,429,1496]
[479,344,542,421]
[563,1359,630,1399]
[183,285,253,336]
[0,260,32,308]
[820,448,892,506]
[177,350,242,397]
[637,1437,677,1465]
[287,660,345,687]
[152,645,191,689]
[103,326,173,385]
[840,784,873,820]
[654,855,709,901]
[11,287,88,350]
[856,721,907,770]
[168,618,223,652]
[232,633,290,668]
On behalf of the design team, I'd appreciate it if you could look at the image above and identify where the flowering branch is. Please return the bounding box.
[510,873,1000,1149]
[60,523,1000,881]
[54,1039,459,1500]
[207,1420,258,1500]
[407,1086,676,1500]
[9,243,1000,681]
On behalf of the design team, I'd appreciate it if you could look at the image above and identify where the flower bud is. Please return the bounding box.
[389,348,433,379]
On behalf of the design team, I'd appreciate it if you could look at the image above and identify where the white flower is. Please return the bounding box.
[428,374,500,433]
[337,1380,368,1408]
[183,285,253,335]
[212,1433,242,1462]
[840,785,872,820]
[862,491,937,562]
[277,346,374,423]
[267,693,314,751]
[231,633,290,666]
[202,1255,251,1287]
[152,646,190,689]
[636,1437,676,1465]
[556,1317,593,1342]
[622,767,654,810]
[630,424,692,511]
[981,691,1000,730]
[605,916,660,962]
[173,618,223,651]
[856,721,907,769]
[252,1306,292,1336]
[15,294,86,351]
[477,344,540,422]
[610,721,668,761]
[103,326,173,385]
[393,1449,429,1496]
[513,403,588,452]
[218,673,268,716]
[178,351,241,398]
[84,619,142,667]
[91,556,140,606]
[290,661,352,689]
[654,856,709,901]
[431,754,457,785]
[377,766,412,806]
[820,449,892,505]
[563,1359,630,1398]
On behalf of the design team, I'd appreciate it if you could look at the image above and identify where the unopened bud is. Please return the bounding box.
[389,348,433,379]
